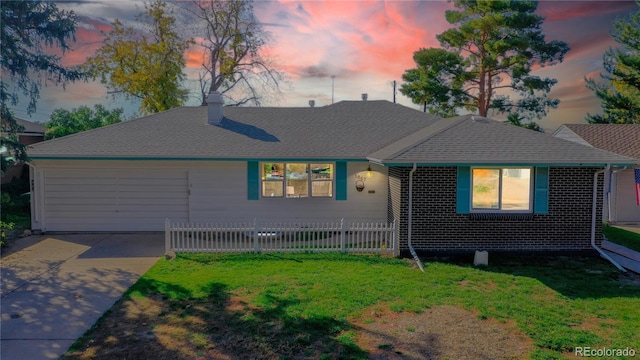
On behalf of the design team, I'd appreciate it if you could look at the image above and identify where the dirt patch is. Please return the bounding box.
[64,293,535,359]
[352,305,534,360]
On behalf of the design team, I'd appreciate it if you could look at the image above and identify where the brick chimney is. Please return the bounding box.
[207,92,224,125]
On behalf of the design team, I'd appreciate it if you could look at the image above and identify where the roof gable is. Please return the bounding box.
[554,124,640,161]
[369,116,637,166]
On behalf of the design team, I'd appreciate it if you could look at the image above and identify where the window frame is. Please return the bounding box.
[470,166,534,213]
[260,162,334,199]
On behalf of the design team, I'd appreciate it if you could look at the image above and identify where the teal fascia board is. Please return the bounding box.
[29,156,368,162]
[371,162,625,168]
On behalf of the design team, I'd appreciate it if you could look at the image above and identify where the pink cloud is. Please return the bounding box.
[55,18,112,67]
[257,0,448,82]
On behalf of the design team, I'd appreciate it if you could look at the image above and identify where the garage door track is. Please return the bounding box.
[1,233,163,360]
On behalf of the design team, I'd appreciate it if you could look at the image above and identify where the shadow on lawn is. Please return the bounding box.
[64,277,368,360]
[434,253,640,300]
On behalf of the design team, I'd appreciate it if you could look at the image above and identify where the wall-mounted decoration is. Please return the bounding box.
[354,165,373,192]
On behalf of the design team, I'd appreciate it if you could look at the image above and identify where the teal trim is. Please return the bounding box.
[29,156,368,162]
[456,166,471,214]
[335,161,347,201]
[247,161,259,200]
[373,162,631,167]
[534,166,549,214]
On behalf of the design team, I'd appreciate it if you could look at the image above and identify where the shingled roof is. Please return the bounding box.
[29,102,636,166]
[368,115,636,166]
[552,124,640,161]
[28,101,441,160]
[15,118,46,135]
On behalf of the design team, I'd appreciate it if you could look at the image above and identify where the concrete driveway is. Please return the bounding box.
[1,233,164,360]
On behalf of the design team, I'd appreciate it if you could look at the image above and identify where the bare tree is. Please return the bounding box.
[183,0,285,106]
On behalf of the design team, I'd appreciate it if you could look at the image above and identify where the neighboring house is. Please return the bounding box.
[1,118,46,184]
[552,124,640,224]
[15,117,46,145]
[27,95,636,253]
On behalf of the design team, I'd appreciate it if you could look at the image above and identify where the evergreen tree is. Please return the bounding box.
[401,0,569,126]
[0,1,84,171]
[585,1,639,124]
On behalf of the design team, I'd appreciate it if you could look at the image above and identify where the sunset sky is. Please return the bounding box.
[10,0,638,131]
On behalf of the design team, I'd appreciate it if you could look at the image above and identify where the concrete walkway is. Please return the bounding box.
[604,225,640,274]
[613,224,640,235]
[0,233,164,360]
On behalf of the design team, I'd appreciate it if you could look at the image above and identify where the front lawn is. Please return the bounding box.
[63,253,640,360]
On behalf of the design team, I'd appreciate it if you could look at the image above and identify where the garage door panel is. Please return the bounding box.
[118,211,188,218]
[44,197,118,206]
[116,204,188,212]
[117,185,187,193]
[46,184,119,192]
[48,211,119,219]
[46,204,120,212]
[117,197,187,205]
[43,169,188,231]
[117,177,186,185]
[45,169,116,179]
[46,192,118,199]
[46,178,118,186]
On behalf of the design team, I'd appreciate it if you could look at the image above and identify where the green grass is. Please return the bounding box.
[79,253,640,359]
[603,224,640,252]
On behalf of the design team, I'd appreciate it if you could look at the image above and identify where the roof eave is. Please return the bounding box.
[364,159,637,167]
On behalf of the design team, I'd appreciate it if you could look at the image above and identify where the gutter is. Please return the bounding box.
[408,163,424,272]
[592,167,626,272]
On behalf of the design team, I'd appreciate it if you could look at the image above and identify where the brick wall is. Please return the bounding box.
[387,166,603,252]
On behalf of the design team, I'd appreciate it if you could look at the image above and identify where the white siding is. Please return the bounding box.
[31,160,389,232]
[41,167,188,231]
[612,168,640,223]
[189,162,388,223]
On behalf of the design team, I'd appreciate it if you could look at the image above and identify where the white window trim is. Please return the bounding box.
[260,162,334,199]
[470,166,534,213]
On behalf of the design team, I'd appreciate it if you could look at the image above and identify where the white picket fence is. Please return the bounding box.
[165,218,398,256]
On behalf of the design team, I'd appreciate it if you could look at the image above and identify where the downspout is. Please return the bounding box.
[592,167,626,272]
[408,163,424,272]
[25,162,38,224]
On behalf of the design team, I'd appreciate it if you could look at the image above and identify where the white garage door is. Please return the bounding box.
[43,169,188,231]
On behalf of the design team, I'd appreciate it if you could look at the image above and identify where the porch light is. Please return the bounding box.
[367,165,372,178]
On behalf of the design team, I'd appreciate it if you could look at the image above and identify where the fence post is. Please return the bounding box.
[164,218,171,254]
[393,219,399,257]
[340,218,346,253]
[254,218,260,253]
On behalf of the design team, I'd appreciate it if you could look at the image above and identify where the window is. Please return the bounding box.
[471,167,532,211]
[261,162,333,198]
